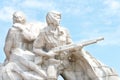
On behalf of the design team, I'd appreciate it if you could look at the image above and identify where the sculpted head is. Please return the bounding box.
[46,11,61,26]
[13,11,26,24]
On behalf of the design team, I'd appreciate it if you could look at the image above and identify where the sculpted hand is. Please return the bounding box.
[47,51,56,58]
[13,23,25,31]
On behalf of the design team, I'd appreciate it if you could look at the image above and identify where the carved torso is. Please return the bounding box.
[9,27,33,51]
[34,26,72,52]
[44,27,69,51]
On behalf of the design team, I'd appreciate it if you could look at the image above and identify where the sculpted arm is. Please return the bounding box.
[33,32,49,57]
[4,28,14,60]
[13,23,38,41]
[22,26,37,41]
[33,32,55,58]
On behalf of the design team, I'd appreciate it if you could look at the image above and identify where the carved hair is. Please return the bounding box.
[13,11,26,24]
[46,11,61,26]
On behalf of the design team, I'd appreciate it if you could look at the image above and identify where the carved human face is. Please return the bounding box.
[52,13,61,26]
[13,11,26,24]
[46,11,61,26]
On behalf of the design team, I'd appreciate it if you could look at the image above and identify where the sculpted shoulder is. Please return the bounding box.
[7,27,18,34]
[59,26,70,34]
[39,26,49,33]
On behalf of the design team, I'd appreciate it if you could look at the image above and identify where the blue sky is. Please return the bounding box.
[0,0,120,79]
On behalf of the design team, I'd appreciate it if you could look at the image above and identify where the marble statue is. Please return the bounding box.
[0,10,120,80]
[0,11,47,80]
[33,11,73,80]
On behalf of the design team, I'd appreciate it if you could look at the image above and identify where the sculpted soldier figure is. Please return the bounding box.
[0,10,120,80]
[33,11,73,80]
[4,11,36,61]
[2,11,46,80]
[33,11,120,80]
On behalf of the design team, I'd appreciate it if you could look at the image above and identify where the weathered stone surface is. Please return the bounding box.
[0,11,120,80]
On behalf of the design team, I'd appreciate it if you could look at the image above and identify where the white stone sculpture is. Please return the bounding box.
[33,11,120,80]
[0,11,47,80]
[0,10,120,80]
[33,11,73,80]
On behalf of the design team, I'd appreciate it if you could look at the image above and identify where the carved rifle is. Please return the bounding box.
[51,37,104,53]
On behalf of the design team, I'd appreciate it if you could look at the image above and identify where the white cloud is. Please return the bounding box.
[101,26,120,46]
[104,0,120,10]
[0,0,120,47]
[63,8,81,15]
[0,6,15,22]
[103,0,120,16]
[78,26,120,46]
[21,0,56,10]
[0,0,56,22]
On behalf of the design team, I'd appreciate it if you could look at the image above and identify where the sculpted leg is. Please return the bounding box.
[3,62,23,80]
[11,61,45,80]
[62,70,76,80]
[17,55,47,78]
[47,65,57,80]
